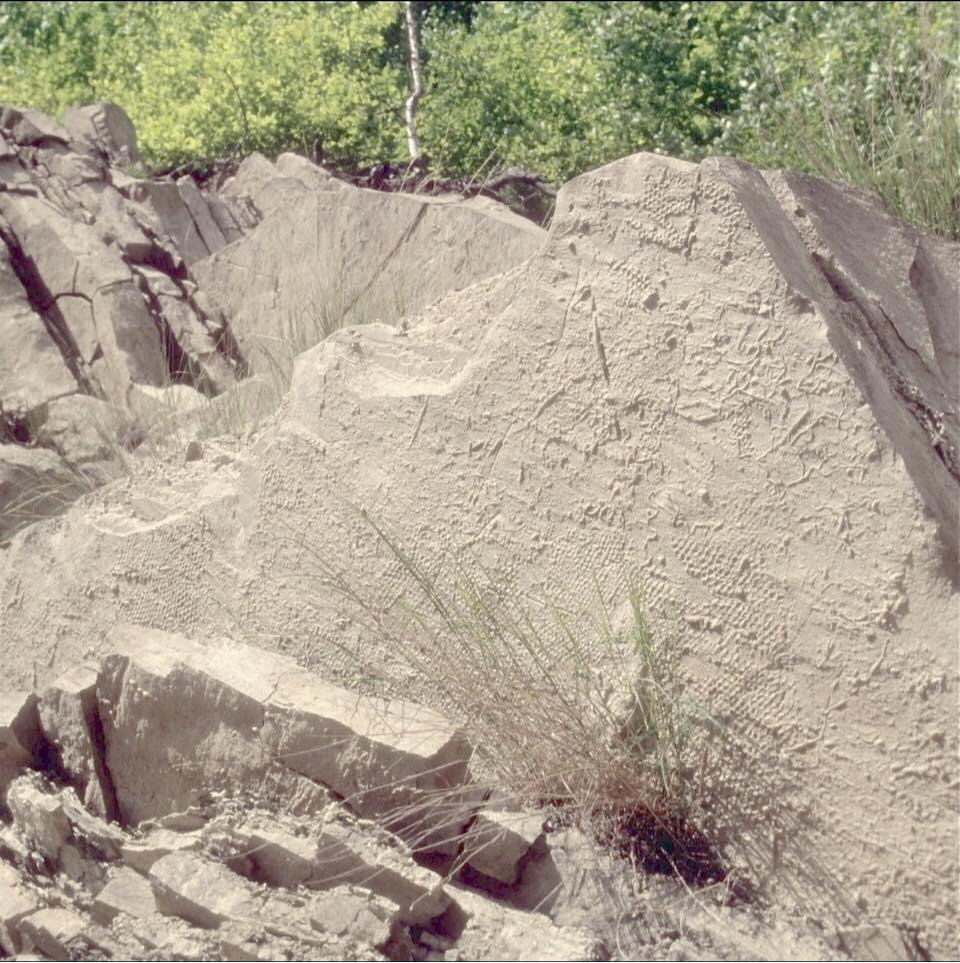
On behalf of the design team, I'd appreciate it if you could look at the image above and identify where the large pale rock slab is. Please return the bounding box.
[98,624,472,845]
[192,177,545,373]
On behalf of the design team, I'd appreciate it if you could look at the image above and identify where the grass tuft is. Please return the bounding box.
[302,511,735,890]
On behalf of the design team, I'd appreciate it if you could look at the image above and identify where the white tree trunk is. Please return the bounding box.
[403,1,424,163]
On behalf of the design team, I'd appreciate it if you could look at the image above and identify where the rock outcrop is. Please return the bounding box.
[0,103,545,540]
[194,151,546,373]
[0,109,957,959]
[0,632,610,961]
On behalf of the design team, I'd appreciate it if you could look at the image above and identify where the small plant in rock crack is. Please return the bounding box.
[309,512,735,891]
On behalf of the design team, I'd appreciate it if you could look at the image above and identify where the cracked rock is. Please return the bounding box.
[39,662,118,822]
[98,624,473,849]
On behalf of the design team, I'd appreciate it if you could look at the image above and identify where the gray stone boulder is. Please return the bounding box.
[193,158,546,373]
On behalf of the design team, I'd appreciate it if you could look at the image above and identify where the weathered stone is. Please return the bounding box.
[834,924,919,961]
[150,850,261,929]
[0,241,76,413]
[220,152,279,206]
[0,106,69,147]
[59,790,125,860]
[98,624,472,847]
[310,885,395,948]
[120,828,201,875]
[18,907,87,959]
[90,281,166,392]
[192,177,546,373]
[0,691,39,808]
[462,807,546,885]
[0,193,128,304]
[72,180,165,265]
[127,384,208,439]
[149,850,335,950]
[761,168,960,551]
[448,882,603,961]
[34,395,132,466]
[0,862,37,955]
[61,103,141,167]
[5,775,122,882]
[216,812,452,926]
[0,445,87,542]
[177,179,229,256]
[39,662,118,821]
[6,776,72,865]
[205,193,245,246]
[275,153,344,194]
[122,180,210,266]
[92,866,158,924]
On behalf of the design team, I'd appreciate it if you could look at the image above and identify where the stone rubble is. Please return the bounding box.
[0,101,545,542]
[0,628,611,961]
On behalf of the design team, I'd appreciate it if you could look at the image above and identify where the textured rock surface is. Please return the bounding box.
[191,160,546,373]
[97,624,472,840]
[0,102,546,543]
[0,117,956,958]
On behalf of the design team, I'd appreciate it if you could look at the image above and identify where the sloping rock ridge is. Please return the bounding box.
[0,102,546,540]
[0,112,957,959]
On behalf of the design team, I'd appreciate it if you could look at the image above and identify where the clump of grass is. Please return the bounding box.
[747,5,959,238]
[313,513,731,887]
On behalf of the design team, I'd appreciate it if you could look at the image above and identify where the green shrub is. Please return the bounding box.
[725,1,959,237]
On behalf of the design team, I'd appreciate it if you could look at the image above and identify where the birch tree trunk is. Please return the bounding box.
[403,1,424,163]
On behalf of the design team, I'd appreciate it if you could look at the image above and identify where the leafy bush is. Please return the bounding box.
[724,1,959,237]
[0,1,955,234]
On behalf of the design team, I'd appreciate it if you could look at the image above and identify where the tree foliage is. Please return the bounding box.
[0,0,956,235]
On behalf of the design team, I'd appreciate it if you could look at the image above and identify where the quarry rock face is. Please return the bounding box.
[192,151,546,374]
[0,102,541,540]
[0,106,957,960]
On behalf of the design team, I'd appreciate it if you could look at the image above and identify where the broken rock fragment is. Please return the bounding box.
[0,691,40,807]
[461,805,547,885]
[39,662,118,821]
[17,907,87,959]
[310,885,396,948]
[92,865,159,925]
[98,624,473,850]
[61,102,142,167]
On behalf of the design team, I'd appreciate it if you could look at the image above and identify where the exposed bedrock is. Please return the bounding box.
[0,129,956,955]
[0,103,543,539]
